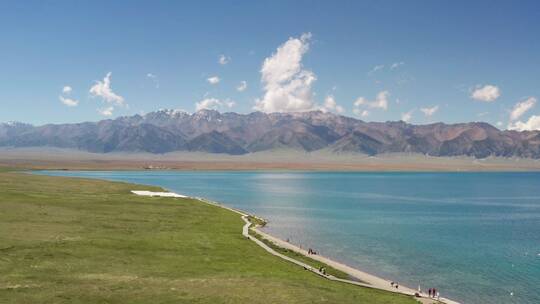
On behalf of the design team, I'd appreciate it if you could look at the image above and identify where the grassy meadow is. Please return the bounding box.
[0,170,416,303]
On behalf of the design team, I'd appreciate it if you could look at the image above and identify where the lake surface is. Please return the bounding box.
[39,171,540,304]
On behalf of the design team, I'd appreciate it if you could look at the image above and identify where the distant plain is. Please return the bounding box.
[1,148,540,171]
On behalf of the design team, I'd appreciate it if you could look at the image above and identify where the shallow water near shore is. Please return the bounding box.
[38,170,540,304]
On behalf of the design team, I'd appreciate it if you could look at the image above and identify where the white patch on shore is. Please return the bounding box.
[131,190,187,198]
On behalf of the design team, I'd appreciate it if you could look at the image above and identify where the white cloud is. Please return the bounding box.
[98,106,114,116]
[323,95,337,110]
[510,97,536,121]
[353,109,369,117]
[207,76,220,85]
[369,62,404,74]
[321,95,344,114]
[420,105,439,117]
[470,84,501,102]
[254,33,317,113]
[195,97,235,111]
[146,73,159,88]
[59,96,79,107]
[59,85,78,107]
[508,115,540,131]
[219,54,230,65]
[369,65,385,75]
[354,91,389,111]
[89,72,125,105]
[62,86,72,94]
[401,110,414,123]
[390,62,405,70]
[236,81,247,92]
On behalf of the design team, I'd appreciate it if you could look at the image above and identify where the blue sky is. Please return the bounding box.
[1,1,540,129]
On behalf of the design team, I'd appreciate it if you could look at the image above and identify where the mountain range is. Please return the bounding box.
[1,109,540,158]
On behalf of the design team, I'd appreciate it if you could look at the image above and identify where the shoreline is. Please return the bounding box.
[132,190,460,304]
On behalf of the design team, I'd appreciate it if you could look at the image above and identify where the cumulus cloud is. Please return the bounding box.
[236,81,247,92]
[195,97,235,111]
[89,72,125,105]
[401,110,414,123]
[354,91,390,111]
[320,95,344,114]
[59,96,79,107]
[254,33,317,113]
[510,97,536,121]
[207,76,220,85]
[147,73,159,88]
[219,54,230,65]
[59,85,78,107]
[506,97,538,130]
[98,106,114,116]
[470,84,501,102]
[353,108,369,117]
[62,86,72,94]
[508,115,540,131]
[420,105,439,117]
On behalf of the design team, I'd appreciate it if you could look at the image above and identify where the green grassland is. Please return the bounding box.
[248,230,354,281]
[0,170,416,304]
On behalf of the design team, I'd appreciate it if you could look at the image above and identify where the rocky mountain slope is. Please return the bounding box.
[2,109,540,158]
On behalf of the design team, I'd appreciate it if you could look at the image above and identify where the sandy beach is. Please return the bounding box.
[251,226,460,304]
[132,190,460,304]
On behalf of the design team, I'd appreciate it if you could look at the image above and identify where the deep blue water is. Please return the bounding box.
[38,171,540,304]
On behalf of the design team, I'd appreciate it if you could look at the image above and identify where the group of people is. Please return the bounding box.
[394,283,441,300]
[307,248,317,255]
[427,288,440,299]
[318,266,327,275]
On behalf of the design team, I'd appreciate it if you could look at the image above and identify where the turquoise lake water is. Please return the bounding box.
[39,171,540,304]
